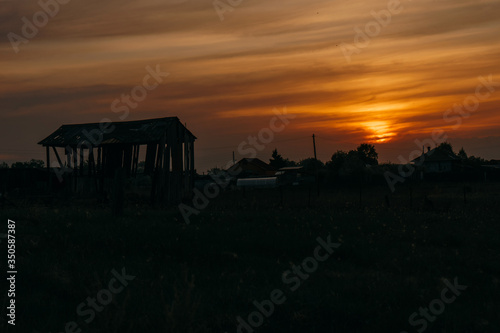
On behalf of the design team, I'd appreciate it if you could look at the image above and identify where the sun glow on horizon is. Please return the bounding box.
[362,121,396,143]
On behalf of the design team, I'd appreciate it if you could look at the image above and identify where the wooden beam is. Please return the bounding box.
[52,146,63,168]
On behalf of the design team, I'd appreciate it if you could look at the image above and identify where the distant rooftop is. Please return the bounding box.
[226,158,276,173]
[411,147,460,164]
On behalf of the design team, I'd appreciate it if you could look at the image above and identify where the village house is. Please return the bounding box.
[411,146,461,174]
[226,158,276,178]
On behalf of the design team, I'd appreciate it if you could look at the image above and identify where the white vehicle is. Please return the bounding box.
[236,177,278,188]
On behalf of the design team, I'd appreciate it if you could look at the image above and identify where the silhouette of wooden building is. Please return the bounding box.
[411,146,460,174]
[38,117,196,202]
[226,158,276,178]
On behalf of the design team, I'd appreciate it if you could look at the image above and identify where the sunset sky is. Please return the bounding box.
[1,0,499,172]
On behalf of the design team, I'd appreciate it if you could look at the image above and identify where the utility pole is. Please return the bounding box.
[312,134,319,196]
[312,134,317,161]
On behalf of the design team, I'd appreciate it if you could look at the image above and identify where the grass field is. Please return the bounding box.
[1,181,499,332]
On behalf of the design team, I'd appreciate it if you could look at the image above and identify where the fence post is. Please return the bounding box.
[463,184,467,205]
[112,168,125,217]
[280,186,283,206]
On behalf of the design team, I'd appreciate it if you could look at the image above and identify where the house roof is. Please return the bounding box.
[38,117,196,147]
[411,147,460,164]
[226,158,275,174]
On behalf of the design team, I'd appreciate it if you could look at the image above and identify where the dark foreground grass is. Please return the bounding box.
[0,182,499,332]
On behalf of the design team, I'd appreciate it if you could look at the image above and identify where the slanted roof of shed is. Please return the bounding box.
[411,147,460,164]
[38,117,196,147]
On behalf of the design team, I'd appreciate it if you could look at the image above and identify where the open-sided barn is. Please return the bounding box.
[38,117,196,203]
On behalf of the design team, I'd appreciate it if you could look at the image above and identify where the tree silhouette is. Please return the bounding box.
[458,147,468,160]
[327,150,348,174]
[356,143,378,166]
[438,142,454,155]
[299,158,324,174]
[10,159,45,169]
[326,143,378,176]
[269,149,296,169]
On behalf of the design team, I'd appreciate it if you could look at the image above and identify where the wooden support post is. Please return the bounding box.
[131,145,137,175]
[189,140,195,191]
[156,141,164,171]
[134,145,140,176]
[88,147,98,192]
[88,148,94,176]
[79,147,84,176]
[97,147,101,174]
[73,147,77,173]
[157,135,166,201]
[66,146,72,169]
[165,144,171,203]
[98,146,104,193]
[145,143,157,175]
[184,135,189,195]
